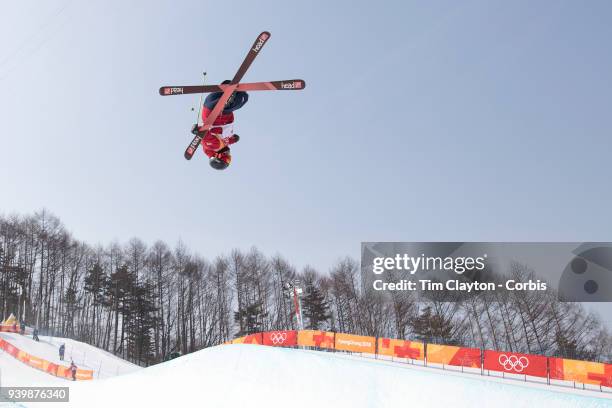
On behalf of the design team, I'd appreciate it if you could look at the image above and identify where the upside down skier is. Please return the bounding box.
[191,80,249,170]
[160,32,305,163]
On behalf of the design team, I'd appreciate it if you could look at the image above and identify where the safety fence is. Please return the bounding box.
[3,323,610,389]
[0,336,94,381]
[226,330,612,393]
[0,325,22,333]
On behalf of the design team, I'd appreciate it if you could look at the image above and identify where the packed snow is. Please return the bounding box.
[3,343,609,407]
[0,332,140,380]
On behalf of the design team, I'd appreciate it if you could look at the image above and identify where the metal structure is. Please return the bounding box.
[283,280,304,331]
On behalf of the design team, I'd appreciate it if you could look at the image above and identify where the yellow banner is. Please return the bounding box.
[427,344,459,364]
[561,358,611,386]
[17,350,30,363]
[426,344,481,367]
[28,355,44,370]
[378,338,424,360]
[334,333,376,354]
[231,333,263,345]
[297,330,335,349]
[76,369,94,380]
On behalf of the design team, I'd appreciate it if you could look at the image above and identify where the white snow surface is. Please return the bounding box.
[0,332,140,380]
[2,344,609,407]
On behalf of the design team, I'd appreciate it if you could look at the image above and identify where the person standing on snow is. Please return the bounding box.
[59,344,65,361]
[33,327,39,341]
[70,361,77,381]
[191,80,248,170]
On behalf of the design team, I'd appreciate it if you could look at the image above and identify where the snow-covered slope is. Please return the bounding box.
[0,347,64,386]
[0,332,140,380]
[16,344,608,408]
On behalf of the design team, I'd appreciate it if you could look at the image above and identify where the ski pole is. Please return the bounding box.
[193,72,207,125]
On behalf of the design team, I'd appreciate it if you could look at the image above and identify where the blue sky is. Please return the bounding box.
[1,0,612,277]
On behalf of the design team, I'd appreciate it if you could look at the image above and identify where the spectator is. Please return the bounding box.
[59,344,65,361]
[70,361,77,381]
[19,322,25,335]
[33,327,39,341]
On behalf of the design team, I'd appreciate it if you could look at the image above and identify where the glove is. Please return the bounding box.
[223,134,240,145]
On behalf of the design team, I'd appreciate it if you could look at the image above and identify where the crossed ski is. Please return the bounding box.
[159,80,305,96]
[160,31,306,160]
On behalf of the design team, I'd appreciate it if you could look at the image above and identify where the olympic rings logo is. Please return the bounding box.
[498,354,529,372]
[269,332,288,345]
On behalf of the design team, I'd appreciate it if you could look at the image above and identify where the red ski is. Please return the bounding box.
[159,79,306,96]
[182,31,271,160]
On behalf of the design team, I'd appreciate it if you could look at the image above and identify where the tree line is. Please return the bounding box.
[0,210,610,366]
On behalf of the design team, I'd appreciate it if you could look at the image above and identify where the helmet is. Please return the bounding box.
[210,156,230,170]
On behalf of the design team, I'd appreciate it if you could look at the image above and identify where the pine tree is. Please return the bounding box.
[302,283,330,330]
[105,265,131,355]
[84,262,108,344]
[63,287,79,336]
[234,301,267,336]
[411,306,455,344]
[555,331,595,361]
[126,280,158,365]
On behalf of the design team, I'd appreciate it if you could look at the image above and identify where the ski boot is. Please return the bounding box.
[191,123,205,136]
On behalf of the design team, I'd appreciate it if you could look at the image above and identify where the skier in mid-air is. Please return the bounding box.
[159,31,305,167]
[191,80,248,170]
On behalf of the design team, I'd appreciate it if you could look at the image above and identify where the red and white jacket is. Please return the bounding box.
[199,107,235,164]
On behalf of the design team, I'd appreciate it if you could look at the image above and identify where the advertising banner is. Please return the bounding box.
[46,362,59,376]
[57,366,70,379]
[28,355,44,370]
[334,333,376,354]
[262,330,297,347]
[17,350,30,364]
[56,366,93,380]
[3,341,19,358]
[550,357,612,387]
[297,330,335,349]
[484,350,547,378]
[378,338,425,360]
[427,344,481,368]
[76,369,94,380]
[231,333,263,345]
